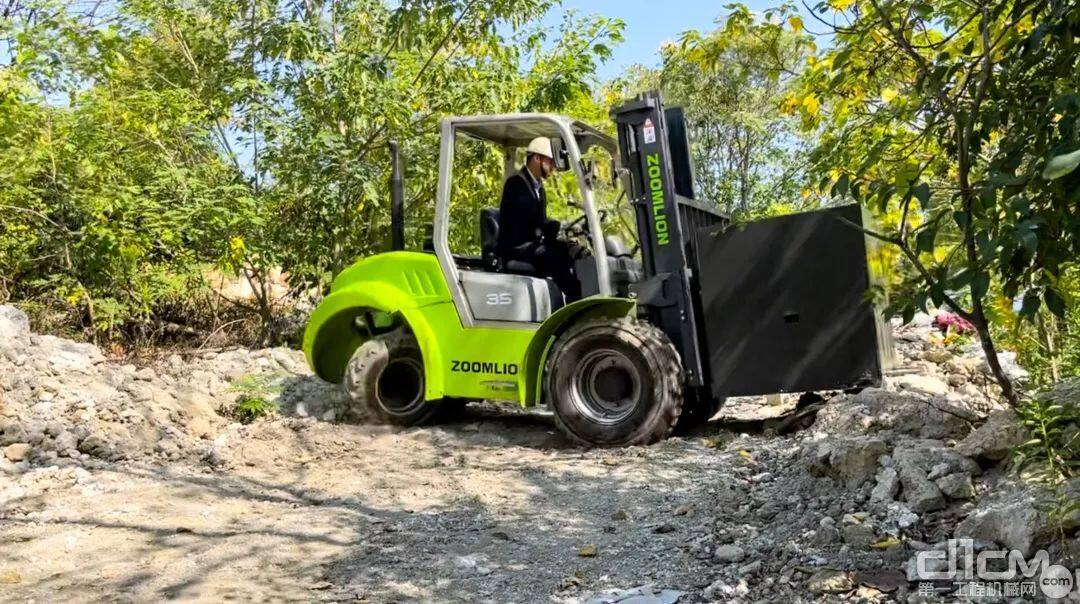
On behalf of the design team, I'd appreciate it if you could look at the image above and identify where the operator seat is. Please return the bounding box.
[479,208,537,275]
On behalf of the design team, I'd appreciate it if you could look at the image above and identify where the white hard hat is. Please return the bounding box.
[526,137,554,159]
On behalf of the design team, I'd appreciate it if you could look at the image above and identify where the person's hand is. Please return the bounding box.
[542,219,561,241]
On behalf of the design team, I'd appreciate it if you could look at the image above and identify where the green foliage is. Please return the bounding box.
[1013,379,1079,486]
[229,372,287,398]
[615,4,814,219]
[1012,381,1080,542]
[227,394,278,424]
[995,268,1080,387]
[0,0,622,344]
[786,0,1080,402]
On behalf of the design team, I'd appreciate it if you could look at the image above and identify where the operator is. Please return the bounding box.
[497,137,583,300]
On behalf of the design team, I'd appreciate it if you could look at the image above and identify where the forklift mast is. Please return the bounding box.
[612,92,727,392]
[613,91,893,402]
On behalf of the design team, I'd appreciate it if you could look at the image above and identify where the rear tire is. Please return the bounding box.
[343,329,443,425]
[545,317,683,446]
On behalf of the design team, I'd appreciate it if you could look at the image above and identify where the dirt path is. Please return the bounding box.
[6,305,1071,603]
[2,406,733,602]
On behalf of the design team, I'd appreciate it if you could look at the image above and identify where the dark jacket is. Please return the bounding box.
[496,167,548,256]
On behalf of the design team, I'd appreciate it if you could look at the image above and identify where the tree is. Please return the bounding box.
[0,0,624,344]
[618,3,814,218]
[788,0,1080,403]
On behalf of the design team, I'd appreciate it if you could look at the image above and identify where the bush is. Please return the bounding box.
[225,394,278,424]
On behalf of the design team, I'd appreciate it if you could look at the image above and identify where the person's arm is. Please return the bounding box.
[539,187,560,241]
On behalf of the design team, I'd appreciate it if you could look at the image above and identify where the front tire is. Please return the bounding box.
[342,329,443,425]
[545,317,684,446]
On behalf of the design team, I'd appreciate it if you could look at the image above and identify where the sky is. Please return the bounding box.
[537,0,816,81]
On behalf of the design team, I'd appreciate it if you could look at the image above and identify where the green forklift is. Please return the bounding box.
[302,92,894,446]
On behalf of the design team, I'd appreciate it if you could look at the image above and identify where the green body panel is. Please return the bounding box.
[302,251,634,406]
[518,297,635,405]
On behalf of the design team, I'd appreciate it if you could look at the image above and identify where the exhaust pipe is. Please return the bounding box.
[389,141,405,251]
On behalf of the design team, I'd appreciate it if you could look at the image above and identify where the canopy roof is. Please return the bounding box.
[452,114,616,154]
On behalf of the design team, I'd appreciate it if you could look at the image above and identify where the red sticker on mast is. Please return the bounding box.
[643,118,656,144]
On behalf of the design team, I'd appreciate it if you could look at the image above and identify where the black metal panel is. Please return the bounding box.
[694,204,884,397]
[664,107,695,199]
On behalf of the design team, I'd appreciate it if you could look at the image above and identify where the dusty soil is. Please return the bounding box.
[2,404,741,603]
[3,304,1077,603]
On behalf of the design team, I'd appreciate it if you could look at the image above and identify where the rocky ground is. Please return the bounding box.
[1,305,1077,603]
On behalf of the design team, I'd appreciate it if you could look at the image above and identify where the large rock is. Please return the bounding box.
[955,410,1029,461]
[954,487,1044,555]
[806,569,854,594]
[893,440,980,513]
[0,305,30,342]
[894,440,981,478]
[1041,377,1080,408]
[892,374,950,397]
[0,306,31,362]
[870,467,900,502]
[935,473,975,500]
[807,436,888,489]
[35,335,105,373]
[3,442,31,461]
[1064,478,1080,531]
[812,388,972,440]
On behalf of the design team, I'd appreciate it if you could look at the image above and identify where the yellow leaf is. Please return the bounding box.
[829,0,855,9]
[871,537,902,549]
[788,16,803,33]
[578,544,597,557]
[780,93,800,115]
[738,450,752,459]
[802,94,820,116]
[881,88,899,103]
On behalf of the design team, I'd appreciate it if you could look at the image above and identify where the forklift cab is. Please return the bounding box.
[434,114,630,326]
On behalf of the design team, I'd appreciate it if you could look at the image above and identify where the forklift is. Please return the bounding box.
[302,91,894,446]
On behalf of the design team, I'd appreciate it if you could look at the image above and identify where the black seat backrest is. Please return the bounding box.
[479,208,500,271]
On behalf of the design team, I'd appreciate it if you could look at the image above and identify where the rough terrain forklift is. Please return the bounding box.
[302,91,894,446]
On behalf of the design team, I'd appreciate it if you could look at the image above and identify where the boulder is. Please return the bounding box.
[841,522,876,548]
[1063,478,1080,531]
[954,487,1044,555]
[806,569,854,594]
[894,440,981,477]
[892,374,950,397]
[955,410,1029,461]
[0,305,30,340]
[935,473,975,500]
[870,467,900,502]
[921,349,953,364]
[0,305,31,361]
[1041,377,1080,408]
[893,440,980,513]
[901,471,945,513]
[807,436,888,489]
[813,388,972,440]
[3,442,31,462]
[36,335,104,373]
[713,544,745,564]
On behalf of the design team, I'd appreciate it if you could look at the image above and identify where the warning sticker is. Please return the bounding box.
[643,118,656,144]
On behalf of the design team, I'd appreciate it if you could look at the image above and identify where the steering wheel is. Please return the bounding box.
[561,203,608,239]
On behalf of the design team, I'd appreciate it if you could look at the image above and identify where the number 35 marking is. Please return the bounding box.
[485,292,512,305]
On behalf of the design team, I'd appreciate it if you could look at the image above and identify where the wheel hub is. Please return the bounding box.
[572,349,642,424]
[376,358,425,416]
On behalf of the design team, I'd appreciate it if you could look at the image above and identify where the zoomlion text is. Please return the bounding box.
[646,153,669,246]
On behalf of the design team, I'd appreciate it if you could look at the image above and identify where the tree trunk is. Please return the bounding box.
[969,291,1018,405]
